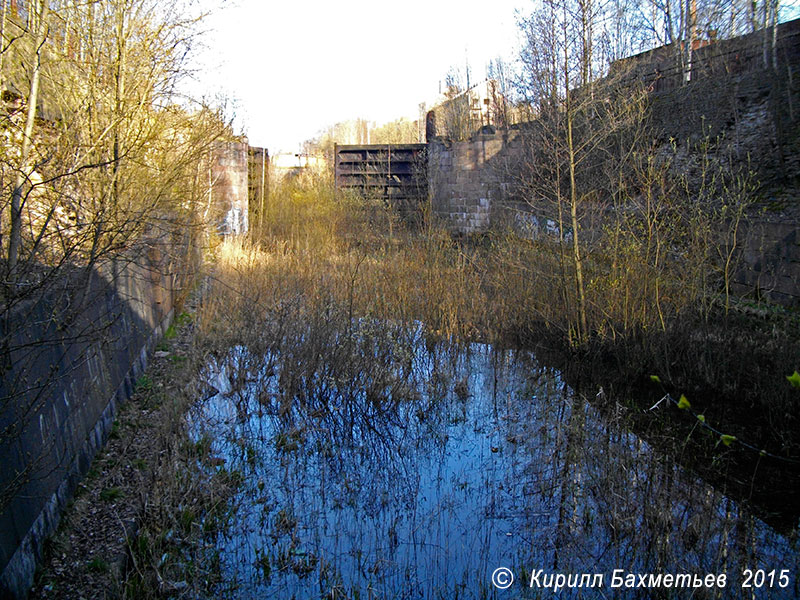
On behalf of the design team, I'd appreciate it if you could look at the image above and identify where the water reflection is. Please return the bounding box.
[193,323,799,599]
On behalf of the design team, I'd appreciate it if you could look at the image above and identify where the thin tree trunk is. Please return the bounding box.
[762,0,769,68]
[770,0,779,72]
[0,0,8,93]
[684,0,696,83]
[0,0,7,252]
[567,115,588,343]
[580,0,592,85]
[112,0,127,208]
[261,149,268,236]
[561,7,588,343]
[8,0,49,280]
[554,141,571,324]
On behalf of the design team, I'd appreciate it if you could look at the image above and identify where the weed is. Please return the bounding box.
[100,487,124,502]
[183,434,211,459]
[179,508,196,532]
[274,432,298,453]
[86,557,108,573]
[275,508,297,534]
[169,354,187,365]
[136,374,153,392]
[256,553,271,580]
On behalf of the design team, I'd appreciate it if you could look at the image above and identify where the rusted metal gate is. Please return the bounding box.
[248,146,268,232]
[334,144,427,204]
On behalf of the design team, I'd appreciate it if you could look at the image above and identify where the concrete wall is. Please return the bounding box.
[0,244,179,598]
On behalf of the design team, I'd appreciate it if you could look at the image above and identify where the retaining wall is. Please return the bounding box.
[0,244,179,598]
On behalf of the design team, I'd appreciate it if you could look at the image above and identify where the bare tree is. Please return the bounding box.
[7,0,48,279]
[0,0,231,528]
[487,58,516,129]
[515,0,618,342]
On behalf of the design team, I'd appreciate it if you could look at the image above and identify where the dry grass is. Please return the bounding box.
[197,170,799,457]
[200,173,496,346]
[201,171,596,353]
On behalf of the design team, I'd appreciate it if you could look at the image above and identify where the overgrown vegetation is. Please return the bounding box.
[190,167,799,595]
[201,167,799,467]
[0,0,231,532]
[26,299,227,598]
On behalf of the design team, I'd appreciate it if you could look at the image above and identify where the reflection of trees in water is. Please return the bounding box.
[509,383,796,594]
[194,326,799,599]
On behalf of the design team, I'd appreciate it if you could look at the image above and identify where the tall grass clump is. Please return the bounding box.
[199,170,498,349]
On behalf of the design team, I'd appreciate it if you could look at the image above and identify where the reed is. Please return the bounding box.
[197,169,800,459]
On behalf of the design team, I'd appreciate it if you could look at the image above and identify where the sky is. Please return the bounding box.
[191,0,525,154]
[190,0,800,155]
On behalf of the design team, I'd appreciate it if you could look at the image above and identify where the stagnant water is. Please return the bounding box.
[192,322,799,599]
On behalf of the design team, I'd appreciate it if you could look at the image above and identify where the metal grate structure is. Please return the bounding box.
[334,144,427,205]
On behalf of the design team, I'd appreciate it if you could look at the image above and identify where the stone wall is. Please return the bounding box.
[0,243,180,598]
[733,220,800,305]
[428,132,520,234]
[647,70,799,194]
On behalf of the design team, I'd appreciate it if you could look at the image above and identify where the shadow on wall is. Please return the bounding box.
[0,241,180,598]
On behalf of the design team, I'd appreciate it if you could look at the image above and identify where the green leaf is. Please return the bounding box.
[786,371,800,388]
[649,375,661,384]
[720,434,737,447]
[677,395,691,410]
[696,414,705,423]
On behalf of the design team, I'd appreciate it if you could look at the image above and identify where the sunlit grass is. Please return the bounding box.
[198,169,800,463]
[203,173,500,345]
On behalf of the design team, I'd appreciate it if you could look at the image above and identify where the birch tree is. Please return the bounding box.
[515,0,607,342]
